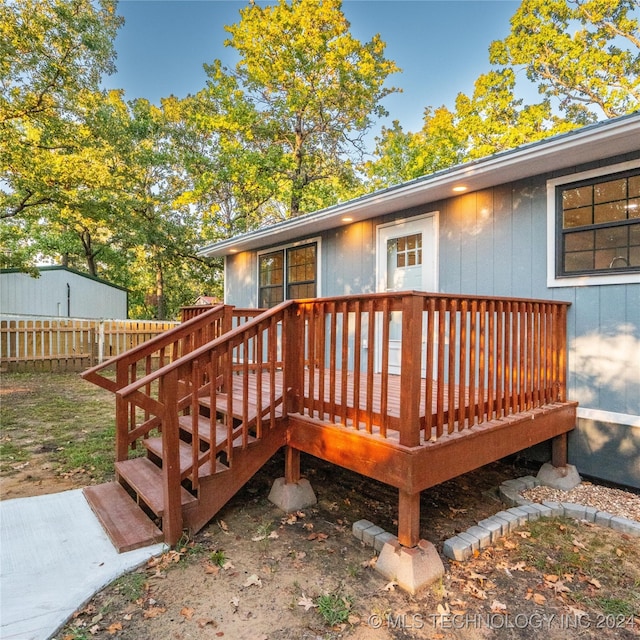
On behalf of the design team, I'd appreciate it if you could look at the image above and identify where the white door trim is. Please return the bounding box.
[376,212,439,294]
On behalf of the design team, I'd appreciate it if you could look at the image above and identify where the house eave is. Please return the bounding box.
[199,113,640,258]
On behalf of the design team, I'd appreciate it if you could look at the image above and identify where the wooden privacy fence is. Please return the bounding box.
[0,316,178,372]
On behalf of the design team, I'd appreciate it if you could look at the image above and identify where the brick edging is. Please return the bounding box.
[442,476,640,561]
[351,477,640,563]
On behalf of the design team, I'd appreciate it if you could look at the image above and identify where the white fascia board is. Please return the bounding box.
[199,114,640,258]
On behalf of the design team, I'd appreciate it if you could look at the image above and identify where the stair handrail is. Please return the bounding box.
[115,299,296,402]
[81,304,233,392]
[113,299,296,545]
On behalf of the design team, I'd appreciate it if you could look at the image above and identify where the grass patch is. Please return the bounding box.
[515,517,640,619]
[113,571,148,602]
[0,372,117,482]
[316,591,354,627]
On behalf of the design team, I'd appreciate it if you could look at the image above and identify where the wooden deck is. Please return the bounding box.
[82,294,576,551]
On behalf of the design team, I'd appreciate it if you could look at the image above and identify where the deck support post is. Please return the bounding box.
[268,447,317,513]
[397,489,421,548]
[551,433,568,467]
[284,446,300,484]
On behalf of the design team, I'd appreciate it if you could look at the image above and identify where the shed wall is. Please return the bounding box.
[1,270,127,319]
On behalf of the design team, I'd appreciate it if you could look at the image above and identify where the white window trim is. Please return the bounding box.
[546,158,640,288]
[577,407,640,428]
[256,236,322,304]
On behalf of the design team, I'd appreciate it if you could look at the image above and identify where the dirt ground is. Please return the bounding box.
[1,373,639,640]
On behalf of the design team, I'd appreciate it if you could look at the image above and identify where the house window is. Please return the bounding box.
[258,242,317,307]
[558,169,640,276]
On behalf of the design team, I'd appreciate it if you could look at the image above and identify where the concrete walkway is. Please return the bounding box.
[0,489,165,640]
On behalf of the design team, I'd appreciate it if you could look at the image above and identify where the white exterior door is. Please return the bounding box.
[376,213,438,375]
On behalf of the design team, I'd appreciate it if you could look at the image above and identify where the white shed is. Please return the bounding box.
[0,266,128,319]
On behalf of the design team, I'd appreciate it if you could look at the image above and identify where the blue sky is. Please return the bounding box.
[105,0,524,138]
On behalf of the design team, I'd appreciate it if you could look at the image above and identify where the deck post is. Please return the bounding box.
[397,489,421,548]
[115,360,129,462]
[551,433,568,467]
[160,368,183,546]
[399,294,424,448]
[284,446,301,484]
[283,303,304,415]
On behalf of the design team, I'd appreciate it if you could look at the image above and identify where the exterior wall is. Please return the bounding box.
[0,268,128,319]
[224,153,640,488]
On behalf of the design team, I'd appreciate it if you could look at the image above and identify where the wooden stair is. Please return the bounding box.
[83,482,164,552]
[85,387,286,552]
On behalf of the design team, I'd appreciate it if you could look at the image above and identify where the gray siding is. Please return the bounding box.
[1,269,127,319]
[223,155,640,487]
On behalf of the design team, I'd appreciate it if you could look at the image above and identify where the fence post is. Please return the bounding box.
[98,320,105,364]
[283,303,304,415]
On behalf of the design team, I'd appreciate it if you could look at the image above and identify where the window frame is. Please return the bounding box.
[257,237,321,307]
[546,159,640,288]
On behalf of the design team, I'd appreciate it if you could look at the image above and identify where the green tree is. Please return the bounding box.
[489,0,640,119]
[0,0,123,271]
[214,0,400,216]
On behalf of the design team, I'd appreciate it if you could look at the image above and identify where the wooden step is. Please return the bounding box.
[115,457,198,518]
[199,393,260,423]
[178,414,257,450]
[83,482,164,553]
[143,437,229,480]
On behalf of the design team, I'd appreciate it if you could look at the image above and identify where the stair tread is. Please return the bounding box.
[143,437,229,479]
[178,414,257,448]
[83,482,164,553]
[115,457,197,517]
[199,394,260,422]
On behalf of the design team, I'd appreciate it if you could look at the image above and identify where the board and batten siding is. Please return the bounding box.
[223,156,640,487]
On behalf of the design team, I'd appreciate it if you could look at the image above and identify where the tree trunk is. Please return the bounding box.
[156,265,165,320]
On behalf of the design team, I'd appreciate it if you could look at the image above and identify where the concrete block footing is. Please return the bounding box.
[267,477,317,513]
[375,539,445,594]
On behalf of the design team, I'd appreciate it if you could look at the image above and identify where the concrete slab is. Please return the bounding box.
[0,489,165,640]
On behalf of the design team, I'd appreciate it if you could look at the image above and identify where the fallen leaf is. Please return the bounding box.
[303,522,314,531]
[298,594,317,611]
[567,606,588,619]
[89,625,100,635]
[204,563,220,575]
[361,557,377,568]
[268,530,279,539]
[180,606,195,620]
[143,606,166,619]
[491,600,507,614]
[437,603,450,615]
[544,574,559,583]
[516,530,531,538]
[615,548,623,557]
[469,572,488,584]
[222,560,235,571]
[216,632,224,637]
[383,581,398,591]
[283,514,298,525]
[572,538,586,550]
[588,577,601,589]
[511,562,527,571]
[502,539,518,550]
[197,617,217,629]
[243,574,262,588]
[532,593,547,605]
[218,520,229,533]
[465,582,487,600]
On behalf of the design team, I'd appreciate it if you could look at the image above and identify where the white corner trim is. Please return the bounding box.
[576,407,640,428]
[547,159,640,288]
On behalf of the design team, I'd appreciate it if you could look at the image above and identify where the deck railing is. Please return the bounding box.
[81,304,262,394]
[293,292,569,447]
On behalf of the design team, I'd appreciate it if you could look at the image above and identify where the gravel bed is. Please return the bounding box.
[522,481,640,522]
